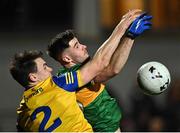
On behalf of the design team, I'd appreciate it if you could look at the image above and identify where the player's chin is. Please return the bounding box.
[84,53,89,58]
[81,55,89,63]
[85,55,90,61]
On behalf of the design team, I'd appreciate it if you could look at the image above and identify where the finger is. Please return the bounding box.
[134,12,143,17]
[122,13,129,19]
[142,15,153,21]
[129,9,142,15]
[143,21,152,26]
[128,10,142,19]
[143,25,152,30]
[123,9,142,19]
[122,13,136,23]
[127,12,143,23]
[127,16,139,26]
[128,13,142,23]
[138,12,147,19]
[133,13,143,19]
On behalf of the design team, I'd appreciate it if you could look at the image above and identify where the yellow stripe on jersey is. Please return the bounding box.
[65,72,75,85]
[67,72,71,84]
[65,72,75,84]
[65,73,69,84]
[70,72,74,84]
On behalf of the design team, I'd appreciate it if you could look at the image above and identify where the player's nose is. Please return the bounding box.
[82,44,87,49]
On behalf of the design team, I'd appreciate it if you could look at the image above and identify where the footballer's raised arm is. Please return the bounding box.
[79,9,142,86]
[93,13,152,83]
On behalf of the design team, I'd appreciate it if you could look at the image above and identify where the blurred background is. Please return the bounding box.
[0,0,180,131]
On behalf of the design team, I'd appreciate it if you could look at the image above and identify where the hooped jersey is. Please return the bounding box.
[17,70,92,132]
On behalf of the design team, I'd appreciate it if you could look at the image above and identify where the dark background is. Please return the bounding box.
[0,0,180,131]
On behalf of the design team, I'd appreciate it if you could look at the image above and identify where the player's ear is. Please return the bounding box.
[29,73,38,82]
[62,55,72,63]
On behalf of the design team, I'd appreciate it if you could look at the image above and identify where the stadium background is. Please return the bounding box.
[0,0,179,131]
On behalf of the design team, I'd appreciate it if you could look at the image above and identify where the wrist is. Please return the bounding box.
[125,31,136,40]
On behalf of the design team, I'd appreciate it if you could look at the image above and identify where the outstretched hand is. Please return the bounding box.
[126,12,152,39]
[116,9,142,34]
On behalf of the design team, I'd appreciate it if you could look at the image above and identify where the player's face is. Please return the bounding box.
[34,57,53,82]
[66,37,89,64]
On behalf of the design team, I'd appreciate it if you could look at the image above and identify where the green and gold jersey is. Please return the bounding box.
[58,65,122,132]
[17,70,92,132]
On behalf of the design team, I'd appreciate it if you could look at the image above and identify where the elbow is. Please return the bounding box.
[112,68,120,75]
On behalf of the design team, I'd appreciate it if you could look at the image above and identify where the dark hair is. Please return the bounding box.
[9,50,43,88]
[47,29,75,61]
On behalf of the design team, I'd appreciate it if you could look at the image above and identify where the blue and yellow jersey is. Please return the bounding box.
[17,70,93,132]
[58,65,122,132]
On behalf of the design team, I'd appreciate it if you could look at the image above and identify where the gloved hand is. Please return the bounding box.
[126,13,152,39]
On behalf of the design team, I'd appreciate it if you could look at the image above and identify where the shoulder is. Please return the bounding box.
[52,70,81,92]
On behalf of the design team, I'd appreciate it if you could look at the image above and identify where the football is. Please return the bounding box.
[137,61,171,95]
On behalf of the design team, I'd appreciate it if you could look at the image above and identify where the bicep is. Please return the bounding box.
[79,60,102,86]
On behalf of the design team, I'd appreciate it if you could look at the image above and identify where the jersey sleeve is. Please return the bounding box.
[52,70,83,92]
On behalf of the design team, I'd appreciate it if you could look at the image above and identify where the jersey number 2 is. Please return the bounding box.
[31,106,62,132]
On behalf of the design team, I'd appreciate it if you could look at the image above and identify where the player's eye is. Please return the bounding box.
[74,42,79,49]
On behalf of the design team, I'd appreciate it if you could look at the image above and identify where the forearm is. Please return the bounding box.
[93,12,153,83]
[79,25,130,85]
[93,37,134,83]
[79,9,141,85]
[93,23,128,68]
[93,9,141,69]
[109,37,134,74]
[109,13,153,73]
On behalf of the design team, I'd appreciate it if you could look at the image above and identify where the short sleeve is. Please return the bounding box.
[52,70,83,92]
